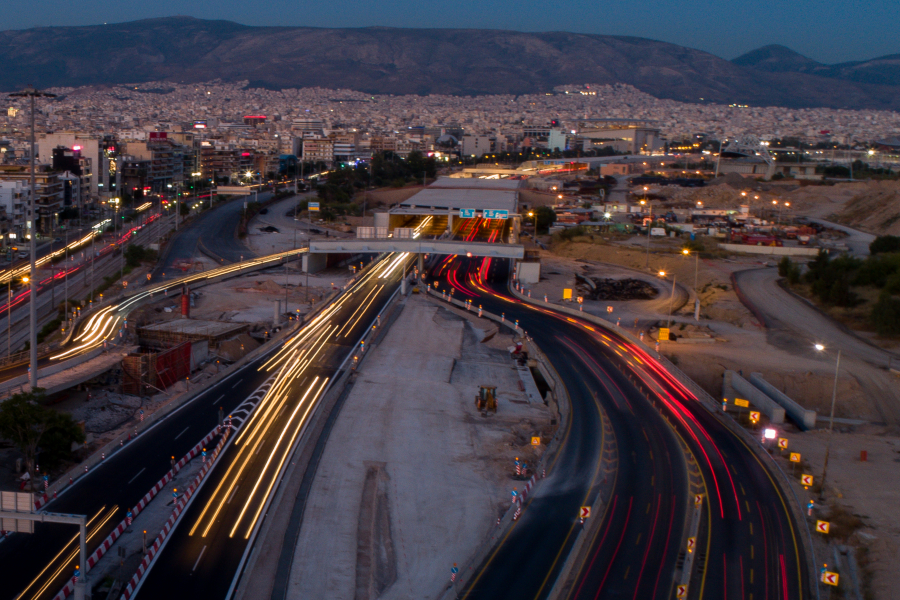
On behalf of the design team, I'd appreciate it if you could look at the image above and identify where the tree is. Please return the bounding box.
[871,290,900,336]
[179,202,190,216]
[778,256,792,277]
[870,235,900,255]
[0,391,84,488]
[534,206,557,234]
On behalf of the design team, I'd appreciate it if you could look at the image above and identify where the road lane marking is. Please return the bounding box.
[127,468,146,485]
[647,503,651,514]
[227,485,240,504]
[623,565,630,580]
[256,439,265,455]
[740,483,746,495]
[750,567,754,584]
[231,380,241,389]
[634,533,642,545]
[745,500,751,514]
[211,393,225,406]
[750,522,754,536]
[173,426,190,440]
[751,544,754,559]
[192,545,207,572]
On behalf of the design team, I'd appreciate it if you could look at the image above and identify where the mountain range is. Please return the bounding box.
[1,17,899,111]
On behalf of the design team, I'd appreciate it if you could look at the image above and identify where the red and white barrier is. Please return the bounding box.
[118,430,229,600]
[49,428,220,600]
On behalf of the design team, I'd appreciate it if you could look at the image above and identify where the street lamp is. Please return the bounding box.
[815,343,841,499]
[683,248,700,321]
[9,86,56,389]
[641,199,653,268]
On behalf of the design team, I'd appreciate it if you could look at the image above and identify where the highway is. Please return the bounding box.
[431,254,810,600]
[0,246,319,600]
[133,251,412,599]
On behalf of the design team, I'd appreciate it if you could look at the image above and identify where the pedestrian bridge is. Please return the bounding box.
[308,239,524,259]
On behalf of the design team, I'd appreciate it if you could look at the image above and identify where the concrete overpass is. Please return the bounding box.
[304,239,524,272]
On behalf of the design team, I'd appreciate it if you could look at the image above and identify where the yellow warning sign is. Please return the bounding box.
[734,398,749,408]
[676,584,688,598]
[778,437,789,449]
[822,571,839,586]
[749,411,760,422]
[816,520,831,534]
[580,506,591,518]
[531,436,541,446]
[789,452,801,463]
[658,328,670,341]
[563,288,572,300]
[801,474,814,487]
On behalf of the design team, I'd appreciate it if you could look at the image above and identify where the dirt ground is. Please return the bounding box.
[283,295,556,600]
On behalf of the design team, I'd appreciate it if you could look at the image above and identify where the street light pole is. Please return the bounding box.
[666,274,677,330]
[815,345,841,499]
[10,86,56,389]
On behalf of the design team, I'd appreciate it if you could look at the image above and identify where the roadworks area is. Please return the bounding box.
[240,293,557,600]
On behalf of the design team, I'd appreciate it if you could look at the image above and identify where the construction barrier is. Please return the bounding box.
[49,428,220,600]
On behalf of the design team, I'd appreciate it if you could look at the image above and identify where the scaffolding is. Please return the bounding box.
[122,341,192,396]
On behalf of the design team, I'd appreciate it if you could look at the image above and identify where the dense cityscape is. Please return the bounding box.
[0,11,898,600]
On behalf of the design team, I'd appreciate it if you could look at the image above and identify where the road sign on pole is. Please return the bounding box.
[816,520,831,534]
[483,209,509,220]
[563,288,572,300]
[676,584,688,597]
[658,327,670,341]
[459,208,476,219]
[734,398,750,408]
[822,571,839,586]
[580,506,591,518]
[694,493,703,506]
[749,411,760,423]
[687,537,696,552]
[308,201,320,212]
[789,452,801,463]
[777,437,788,449]
[801,474,814,487]
[531,436,541,446]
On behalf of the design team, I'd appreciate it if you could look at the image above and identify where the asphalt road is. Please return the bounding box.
[134,253,408,600]
[435,256,809,600]
[734,267,898,368]
[154,196,255,279]
[0,352,272,600]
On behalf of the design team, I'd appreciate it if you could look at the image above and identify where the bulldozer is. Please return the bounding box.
[475,385,497,415]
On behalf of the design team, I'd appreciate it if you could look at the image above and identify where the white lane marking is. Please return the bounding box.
[211,394,225,406]
[173,426,190,440]
[127,467,146,485]
[227,485,240,505]
[192,545,207,572]
[231,380,241,389]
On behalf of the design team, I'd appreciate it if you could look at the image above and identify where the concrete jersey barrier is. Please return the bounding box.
[724,371,786,424]
[749,372,817,430]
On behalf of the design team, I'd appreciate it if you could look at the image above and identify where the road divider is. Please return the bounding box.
[49,427,220,600]
[118,427,230,600]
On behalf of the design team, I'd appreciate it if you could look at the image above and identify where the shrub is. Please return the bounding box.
[871,291,900,335]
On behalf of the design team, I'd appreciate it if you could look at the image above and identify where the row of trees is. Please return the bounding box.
[780,236,900,335]
[316,150,439,206]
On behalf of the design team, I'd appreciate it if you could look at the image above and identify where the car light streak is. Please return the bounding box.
[231,377,329,538]
[18,505,117,600]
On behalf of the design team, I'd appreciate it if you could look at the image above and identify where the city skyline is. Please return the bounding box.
[7,0,900,64]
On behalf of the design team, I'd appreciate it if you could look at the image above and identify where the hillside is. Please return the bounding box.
[1,17,900,110]
[734,45,900,88]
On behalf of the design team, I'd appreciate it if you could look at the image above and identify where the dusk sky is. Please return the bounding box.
[10,0,900,64]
